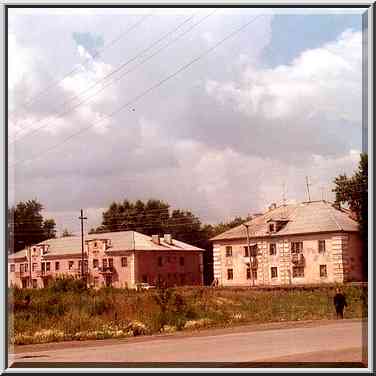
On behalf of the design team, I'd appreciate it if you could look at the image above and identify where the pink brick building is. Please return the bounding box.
[211,201,364,287]
[8,231,204,289]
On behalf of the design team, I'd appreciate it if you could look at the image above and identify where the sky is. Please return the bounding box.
[8,7,366,236]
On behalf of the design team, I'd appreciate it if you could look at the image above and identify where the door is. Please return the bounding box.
[105,275,112,287]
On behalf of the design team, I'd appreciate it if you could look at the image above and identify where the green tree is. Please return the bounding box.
[8,200,57,254]
[333,153,368,278]
[90,198,254,285]
[61,228,74,237]
[92,199,170,236]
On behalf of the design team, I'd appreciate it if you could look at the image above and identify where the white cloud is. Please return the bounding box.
[8,11,363,230]
[208,29,362,124]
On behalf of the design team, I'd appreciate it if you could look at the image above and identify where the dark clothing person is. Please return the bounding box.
[333,292,347,319]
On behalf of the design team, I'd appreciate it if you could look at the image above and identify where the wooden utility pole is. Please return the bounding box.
[78,209,87,283]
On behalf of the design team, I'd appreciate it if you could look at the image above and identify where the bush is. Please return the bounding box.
[9,284,367,345]
[48,276,87,293]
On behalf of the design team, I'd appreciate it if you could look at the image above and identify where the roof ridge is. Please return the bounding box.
[324,202,343,231]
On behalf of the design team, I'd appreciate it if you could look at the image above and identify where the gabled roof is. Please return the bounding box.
[211,201,359,242]
[8,231,204,260]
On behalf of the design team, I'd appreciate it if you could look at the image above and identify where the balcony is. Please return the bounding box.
[292,253,305,266]
[99,266,115,274]
[36,269,54,277]
[15,271,29,278]
[244,257,258,269]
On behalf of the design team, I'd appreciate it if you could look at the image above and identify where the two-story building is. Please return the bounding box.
[8,231,204,289]
[211,200,363,287]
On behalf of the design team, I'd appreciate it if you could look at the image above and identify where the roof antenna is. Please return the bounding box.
[305,176,311,202]
[282,182,287,219]
[282,182,287,206]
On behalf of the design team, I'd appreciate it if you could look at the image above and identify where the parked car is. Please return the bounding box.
[136,283,156,291]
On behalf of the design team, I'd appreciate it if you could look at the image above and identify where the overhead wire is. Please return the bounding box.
[11,13,265,167]
[10,10,200,144]
[9,11,154,121]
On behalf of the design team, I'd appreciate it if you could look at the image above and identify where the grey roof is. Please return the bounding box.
[9,231,204,259]
[211,201,359,242]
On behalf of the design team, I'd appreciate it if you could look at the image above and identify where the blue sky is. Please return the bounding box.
[264,14,363,67]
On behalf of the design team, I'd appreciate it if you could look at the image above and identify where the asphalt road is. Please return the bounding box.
[10,320,367,367]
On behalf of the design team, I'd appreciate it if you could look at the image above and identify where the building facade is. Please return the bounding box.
[8,231,204,289]
[211,201,363,287]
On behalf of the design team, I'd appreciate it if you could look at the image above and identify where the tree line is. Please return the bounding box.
[9,154,368,280]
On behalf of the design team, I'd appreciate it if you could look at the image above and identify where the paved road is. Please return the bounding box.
[10,320,367,366]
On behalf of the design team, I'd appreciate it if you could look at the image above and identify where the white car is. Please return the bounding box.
[136,283,156,291]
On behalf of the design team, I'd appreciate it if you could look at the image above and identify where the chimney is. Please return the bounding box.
[163,234,173,245]
[269,203,277,211]
[151,235,160,245]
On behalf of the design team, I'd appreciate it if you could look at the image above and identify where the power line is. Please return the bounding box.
[11,13,264,167]
[9,12,154,121]
[10,10,200,144]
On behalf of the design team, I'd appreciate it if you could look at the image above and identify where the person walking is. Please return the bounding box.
[333,288,347,319]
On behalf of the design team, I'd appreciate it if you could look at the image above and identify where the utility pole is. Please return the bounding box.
[78,209,87,284]
[243,224,254,287]
[305,176,311,202]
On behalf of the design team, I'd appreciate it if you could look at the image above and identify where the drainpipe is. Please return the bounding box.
[243,224,254,288]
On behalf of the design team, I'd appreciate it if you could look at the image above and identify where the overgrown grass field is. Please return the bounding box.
[9,278,367,345]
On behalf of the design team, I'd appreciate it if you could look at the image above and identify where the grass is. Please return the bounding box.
[8,277,367,345]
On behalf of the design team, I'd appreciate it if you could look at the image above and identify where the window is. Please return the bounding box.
[10,264,15,272]
[32,263,37,272]
[69,261,74,270]
[108,258,114,268]
[55,262,60,271]
[225,246,232,257]
[318,240,326,254]
[180,256,185,266]
[46,262,50,272]
[93,259,99,268]
[94,242,97,248]
[253,270,258,280]
[24,263,28,272]
[292,266,304,278]
[269,223,275,233]
[227,269,233,280]
[246,268,251,280]
[32,279,37,288]
[269,243,277,256]
[250,245,258,257]
[180,274,186,284]
[20,263,28,273]
[158,256,163,267]
[121,257,127,267]
[103,259,108,268]
[320,265,327,278]
[244,246,249,257]
[291,242,303,254]
[271,267,278,279]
